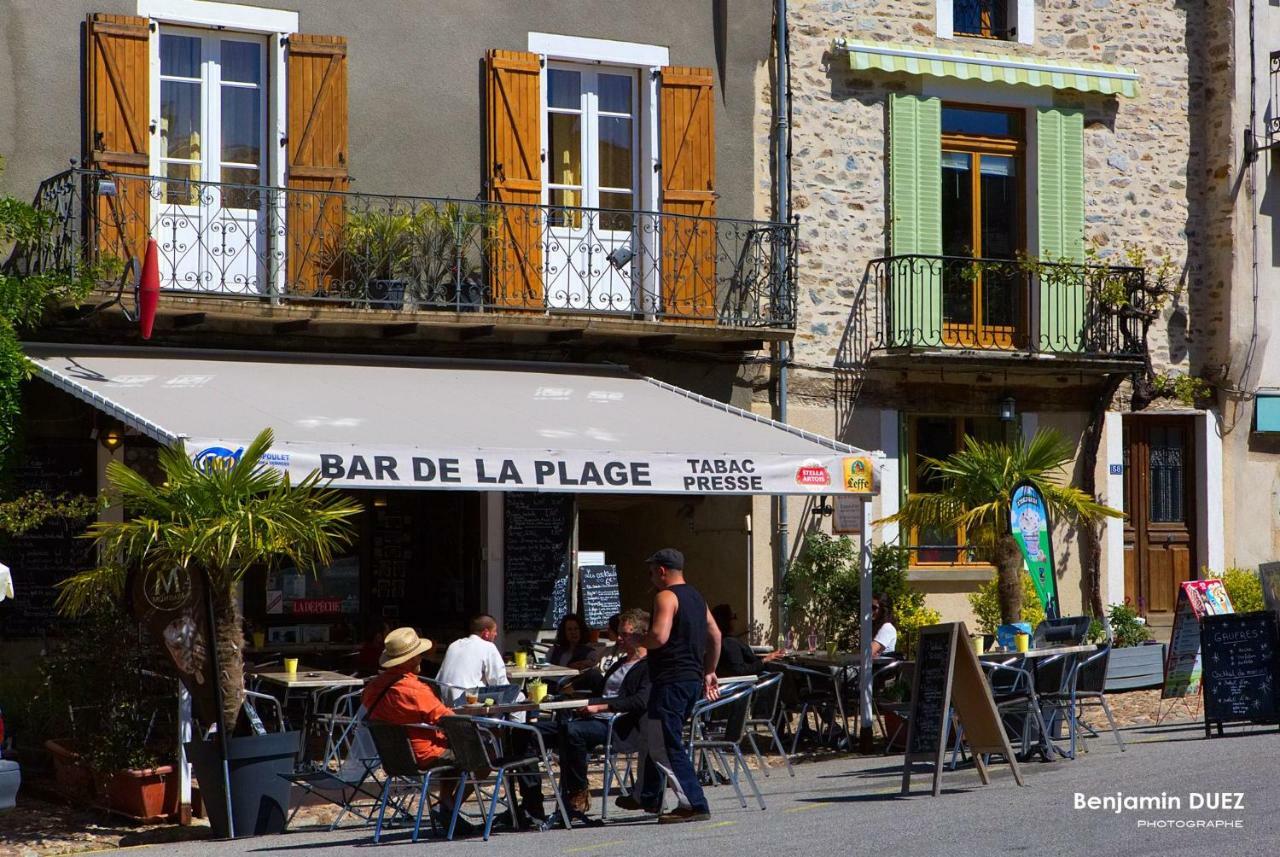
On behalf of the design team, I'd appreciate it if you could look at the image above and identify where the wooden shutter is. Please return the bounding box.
[84,14,150,268]
[659,66,716,321]
[1037,107,1085,351]
[286,34,348,295]
[486,50,543,310]
[888,93,942,345]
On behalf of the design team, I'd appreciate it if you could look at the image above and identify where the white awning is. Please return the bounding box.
[28,346,879,496]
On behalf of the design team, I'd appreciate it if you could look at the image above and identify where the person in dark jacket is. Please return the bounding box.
[710,604,783,677]
[557,608,652,814]
[548,612,596,669]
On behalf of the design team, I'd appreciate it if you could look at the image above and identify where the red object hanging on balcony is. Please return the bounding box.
[138,238,159,340]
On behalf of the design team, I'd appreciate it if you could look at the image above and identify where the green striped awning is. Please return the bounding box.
[838,39,1139,98]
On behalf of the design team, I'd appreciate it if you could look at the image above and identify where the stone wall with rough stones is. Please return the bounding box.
[759,1,1210,401]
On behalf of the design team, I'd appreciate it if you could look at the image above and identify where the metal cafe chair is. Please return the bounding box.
[782,662,848,752]
[680,685,766,811]
[365,721,457,843]
[979,657,1057,761]
[596,712,641,821]
[742,672,794,777]
[284,700,384,830]
[1040,642,1125,757]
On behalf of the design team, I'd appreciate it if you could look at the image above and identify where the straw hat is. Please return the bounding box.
[379,627,433,668]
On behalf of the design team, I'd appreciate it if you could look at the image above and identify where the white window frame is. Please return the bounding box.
[937,0,1034,46]
[544,63,642,215]
[528,33,669,317]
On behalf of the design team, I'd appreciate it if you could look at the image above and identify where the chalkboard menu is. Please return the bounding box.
[1201,611,1280,733]
[504,493,572,630]
[370,505,413,612]
[579,565,620,628]
[907,628,954,756]
[1,442,97,638]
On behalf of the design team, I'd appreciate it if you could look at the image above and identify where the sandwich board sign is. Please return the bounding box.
[901,622,1024,796]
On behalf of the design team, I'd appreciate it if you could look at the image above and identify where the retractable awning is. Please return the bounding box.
[28,346,878,496]
[837,39,1140,98]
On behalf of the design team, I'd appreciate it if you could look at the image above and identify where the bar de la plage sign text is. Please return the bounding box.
[185,439,877,496]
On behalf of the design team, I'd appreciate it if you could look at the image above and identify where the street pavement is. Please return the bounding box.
[92,722,1277,857]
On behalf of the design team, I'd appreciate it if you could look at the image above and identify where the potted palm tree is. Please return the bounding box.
[56,429,361,837]
[883,429,1121,625]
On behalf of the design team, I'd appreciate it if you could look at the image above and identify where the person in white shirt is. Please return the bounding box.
[435,614,510,704]
[871,593,898,656]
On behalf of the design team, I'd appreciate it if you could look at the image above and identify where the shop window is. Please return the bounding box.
[906,414,1008,565]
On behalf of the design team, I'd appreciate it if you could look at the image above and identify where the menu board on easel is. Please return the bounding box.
[901,622,1023,796]
[1163,578,1235,699]
[0,441,96,638]
[1201,611,1280,736]
[579,565,620,628]
[503,493,573,630]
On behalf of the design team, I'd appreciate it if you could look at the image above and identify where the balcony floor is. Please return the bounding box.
[866,346,1146,375]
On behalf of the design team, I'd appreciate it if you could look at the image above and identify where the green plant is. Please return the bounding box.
[1106,602,1152,648]
[1152,373,1212,407]
[1086,617,1105,644]
[780,530,859,646]
[882,428,1121,625]
[1219,567,1264,613]
[0,491,104,536]
[56,428,362,733]
[967,571,1047,636]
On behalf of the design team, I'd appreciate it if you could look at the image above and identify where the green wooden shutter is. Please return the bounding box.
[1037,107,1085,351]
[889,94,942,345]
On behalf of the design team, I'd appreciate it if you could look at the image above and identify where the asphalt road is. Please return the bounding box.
[93,722,1278,857]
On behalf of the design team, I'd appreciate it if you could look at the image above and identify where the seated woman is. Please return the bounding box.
[556,609,652,815]
[548,612,596,670]
[871,593,898,656]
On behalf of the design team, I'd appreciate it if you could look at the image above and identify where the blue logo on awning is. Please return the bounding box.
[193,446,244,471]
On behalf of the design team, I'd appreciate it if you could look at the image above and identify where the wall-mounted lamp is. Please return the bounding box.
[999,396,1017,423]
[96,178,117,197]
[100,428,123,452]
[813,496,834,517]
[372,495,388,508]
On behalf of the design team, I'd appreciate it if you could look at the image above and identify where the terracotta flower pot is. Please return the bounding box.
[102,766,176,821]
[43,740,95,801]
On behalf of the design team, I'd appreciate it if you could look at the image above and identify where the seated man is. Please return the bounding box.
[711,604,783,677]
[436,614,511,705]
[557,609,652,814]
[362,627,468,823]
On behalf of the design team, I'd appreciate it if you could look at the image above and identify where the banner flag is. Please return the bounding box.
[1010,481,1060,619]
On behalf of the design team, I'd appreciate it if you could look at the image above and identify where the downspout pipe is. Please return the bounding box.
[773,0,792,636]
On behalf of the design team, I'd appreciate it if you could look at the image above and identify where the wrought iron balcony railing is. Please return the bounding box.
[31,169,796,329]
[839,253,1149,366]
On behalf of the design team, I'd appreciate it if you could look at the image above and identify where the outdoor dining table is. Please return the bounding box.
[249,668,365,760]
[978,643,1100,760]
[506,665,580,682]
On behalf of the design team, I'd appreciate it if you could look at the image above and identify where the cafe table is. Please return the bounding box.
[248,668,365,759]
[506,665,580,682]
[978,644,1100,760]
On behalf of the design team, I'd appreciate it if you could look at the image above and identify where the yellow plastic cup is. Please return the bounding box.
[1014,633,1030,654]
[514,651,528,669]
[252,631,265,649]
[284,657,299,676]
[972,636,984,656]
[529,681,548,703]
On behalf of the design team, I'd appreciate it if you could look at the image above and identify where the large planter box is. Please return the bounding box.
[1105,642,1167,692]
[102,766,178,822]
[44,739,95,801]
[186,731,299,839]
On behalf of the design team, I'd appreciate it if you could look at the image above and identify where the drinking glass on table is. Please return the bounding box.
[825,639,839,658]
[806,630,818,653]
[464,689,479,705]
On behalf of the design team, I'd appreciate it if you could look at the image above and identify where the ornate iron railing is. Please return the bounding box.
[32,169,796,329]
[838,253,1149,367]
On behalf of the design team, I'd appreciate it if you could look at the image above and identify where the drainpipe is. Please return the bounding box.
[773,0,792,635]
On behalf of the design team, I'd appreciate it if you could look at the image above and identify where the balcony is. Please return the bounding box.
[838,253,1150,373]
[31,169,796,345]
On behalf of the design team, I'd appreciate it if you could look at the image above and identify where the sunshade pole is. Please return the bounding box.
[859,497,874,753]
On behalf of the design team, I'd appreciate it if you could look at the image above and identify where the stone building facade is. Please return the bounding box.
[755,0,1236,628]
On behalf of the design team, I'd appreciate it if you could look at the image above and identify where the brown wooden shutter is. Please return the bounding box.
[486,49,543,309]
[84,13,150,267]
[286,33,348,295]
[659,66,716,321]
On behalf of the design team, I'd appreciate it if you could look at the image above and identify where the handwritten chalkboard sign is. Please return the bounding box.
[579,565,620,628]
[1,442,97,638]
[504,493,573,630]
[901,622,1022,796]
[1200,611,1280,736]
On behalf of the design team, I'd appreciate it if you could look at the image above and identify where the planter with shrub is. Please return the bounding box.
[1102,602,1165,691]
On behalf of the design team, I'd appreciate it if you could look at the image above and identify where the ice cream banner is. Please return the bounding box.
[1010,481,1060,619]
[1162,578,1235,699]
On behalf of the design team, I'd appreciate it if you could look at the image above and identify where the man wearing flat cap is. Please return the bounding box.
[625,548,721,824]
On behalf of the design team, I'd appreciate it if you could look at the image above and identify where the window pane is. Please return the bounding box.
[598,191,633,231]
[160,34,200,78]
[549,189,582,228]
[913,416,963,563]
[161,80,202,160]
[549,113,582,187]
[979,155,1020,329]
[942,106,1017,137]
[548,69,581,110]
[941,152,973,327]
[598,116,633,191]
[953,0,1009,38]
[221,86,262,165]
[1149,426,1185,523]
[161,161,201,205]
[598,73,632,114]
[220,166,262,209]
[221,41,261,84]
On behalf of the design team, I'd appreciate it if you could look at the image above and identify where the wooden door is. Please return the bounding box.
[1123,416,1196,617]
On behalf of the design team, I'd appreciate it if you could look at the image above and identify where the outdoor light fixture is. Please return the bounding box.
[999,396,1017,422]
[606,243,636,270]
[814,496,834,516]
[100,429,123,452]
[96,178,117,197]
[373,495,388,508]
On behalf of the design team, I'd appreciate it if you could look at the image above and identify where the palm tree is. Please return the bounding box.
[883,428,1120,625]
[57,428,362,733]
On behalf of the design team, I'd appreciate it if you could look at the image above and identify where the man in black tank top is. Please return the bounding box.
[631,548,722,823]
